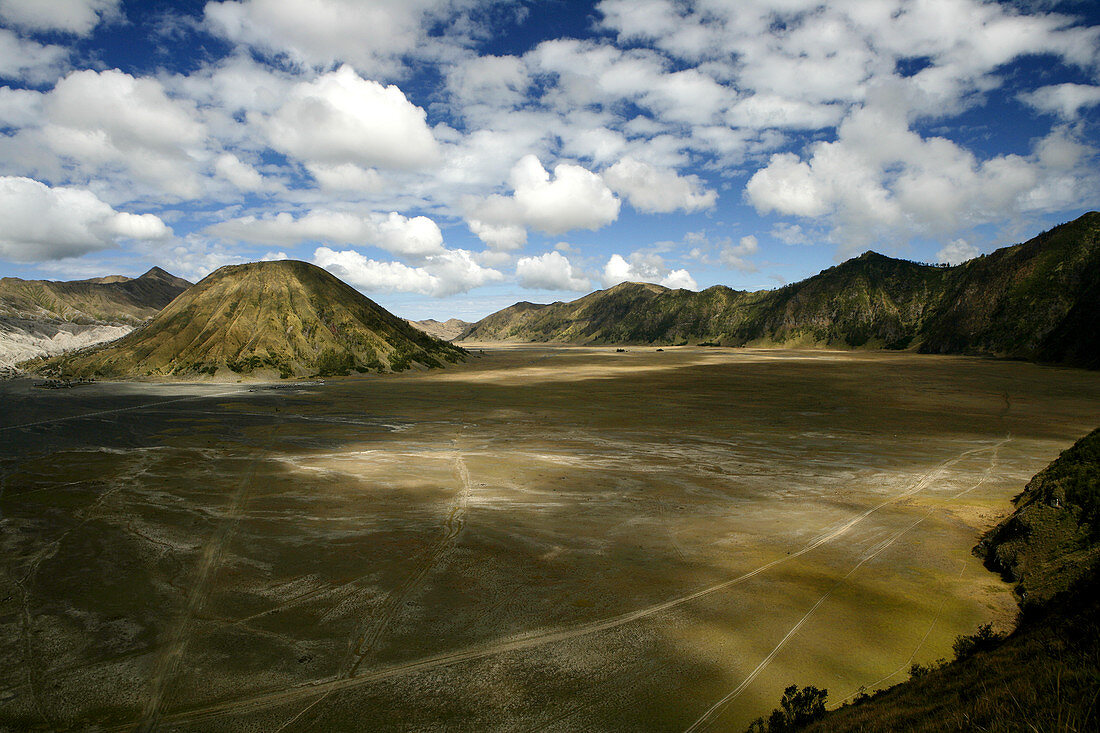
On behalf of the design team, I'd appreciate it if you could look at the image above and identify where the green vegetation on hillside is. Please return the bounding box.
[978,427,1100,607]
[30,260,465,379]
[793,572,1100,732]
[920,213,1100,368]
[747,685,829,732]
[463,212,1100,368]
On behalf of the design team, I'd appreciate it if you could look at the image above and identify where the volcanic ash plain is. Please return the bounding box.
[2,345,1099,731]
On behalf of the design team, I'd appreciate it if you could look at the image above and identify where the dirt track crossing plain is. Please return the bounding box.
[2,345,1098,732]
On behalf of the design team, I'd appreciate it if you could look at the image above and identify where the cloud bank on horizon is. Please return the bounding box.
[0,0,1097,319]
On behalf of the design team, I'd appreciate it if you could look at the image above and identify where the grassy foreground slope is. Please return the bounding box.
[463,212,1100,367]
[33,260,465,379]
[978,427,1100,607]
[790,429,1100,732]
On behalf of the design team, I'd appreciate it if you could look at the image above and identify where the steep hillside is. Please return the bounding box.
[462,256,951,349]
[462,213,1100,366]
[0,267,192,370]
[0,266,191,325]
[765,429,1100,733]
[977,427,1100,607]
[462,282,751,344]
[32,260,465,379]
[919,212,1100,367]
[748,252,949,348]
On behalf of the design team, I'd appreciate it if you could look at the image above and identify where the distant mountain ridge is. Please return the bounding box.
[461,212,1100,368]
[0,267,192,370]
[406,318,472,341]
[32,260,465,379]
[0,266,191,325]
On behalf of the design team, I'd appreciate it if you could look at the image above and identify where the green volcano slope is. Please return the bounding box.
[34,260,465,379]
[463,212,1100,367]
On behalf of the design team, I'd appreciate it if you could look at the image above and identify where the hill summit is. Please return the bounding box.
[36,260,465,379]
[0,265,192,325]
[406,317,473,341]
[1,266,193,371]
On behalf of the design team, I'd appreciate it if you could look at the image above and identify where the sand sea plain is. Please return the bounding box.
[2,345,1098,731]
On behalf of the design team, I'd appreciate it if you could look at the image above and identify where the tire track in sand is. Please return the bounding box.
[267,450,475,731]
[229,450,477,633]
[2,448,160,727]
[342,450,473,677]
[136,446,269,733]
[0,389,243,433]
[127,440,1003,731]
[681,436,1010,732]
[834,561,967,706]
[830,437,1006,705]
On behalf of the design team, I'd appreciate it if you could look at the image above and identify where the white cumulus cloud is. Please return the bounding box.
[468,154,620,248]
[726,94,845,131]
[598,0,1100,123]
[447,54,530,112]
[305,162,383,192]
[0,176,170,262]
[602,157,716,213]
[510,155,621,233]
[214,152,265,191]
[516,251,590,291]
[208,210,445,257]
[602,252,697,290]
[720,235,759,272]
[467,219,527,251]
[771,222,811,245]
[745,103,1098,250]
[745,152,830,219]
[313,245,503,297]
[1020,83,1100,120]
[204,0,469,76]
[0,0,119,36]
[0,86,44,127]
[41,68,206,198]
[936,238,980,265]
[0,29,69,85]
[264,65,439,173]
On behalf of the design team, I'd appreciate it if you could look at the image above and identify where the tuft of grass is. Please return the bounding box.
[951,622,1003,661]
[746,685,828,733]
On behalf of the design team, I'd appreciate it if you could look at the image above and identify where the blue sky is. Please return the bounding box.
[0,0,1097,321]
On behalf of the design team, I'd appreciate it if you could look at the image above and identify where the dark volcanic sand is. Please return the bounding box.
[1,346,1098,731]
